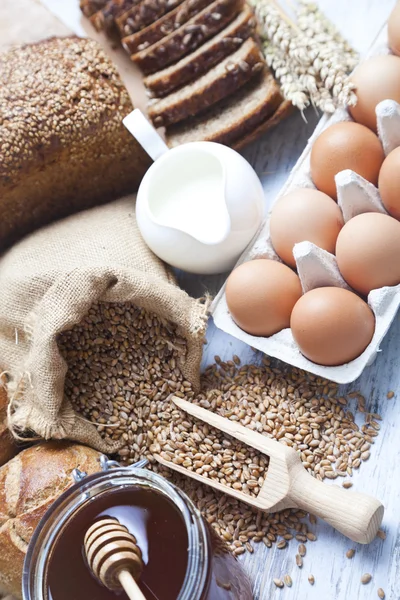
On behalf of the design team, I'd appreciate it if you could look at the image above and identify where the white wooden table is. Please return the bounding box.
[41,1,400,597]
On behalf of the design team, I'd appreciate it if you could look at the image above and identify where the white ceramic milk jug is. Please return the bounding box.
[123,109,265,274]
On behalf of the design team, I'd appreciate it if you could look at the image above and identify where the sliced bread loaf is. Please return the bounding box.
[233,99,293,149]
[117,0,185,36]
[121,0,213,55]
[165,68,283,146]
[144,5,255,97]
[131,0,243,74]
[90,0,139,30]
[148,37,263,126]
[80,0,108,18]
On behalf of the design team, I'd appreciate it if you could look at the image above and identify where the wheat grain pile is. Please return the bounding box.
[59,301,380,555]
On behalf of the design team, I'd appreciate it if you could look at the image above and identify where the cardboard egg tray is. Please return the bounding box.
[211,26,400,384]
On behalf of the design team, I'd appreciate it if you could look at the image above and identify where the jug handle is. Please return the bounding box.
[123,109,170,162]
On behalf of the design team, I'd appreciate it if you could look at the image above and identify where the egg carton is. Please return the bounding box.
[211,28,400,385]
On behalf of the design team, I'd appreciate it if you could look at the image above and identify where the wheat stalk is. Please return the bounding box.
[251,0,359,113]
[297,0,358,107]
[256,1,314,112]
[297,0,358,70]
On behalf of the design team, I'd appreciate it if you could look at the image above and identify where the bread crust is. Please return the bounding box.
[0,36,151,252]
[90,0,140,30]
[143,5,255,97]
[131,0,243,74]
[165,69,283,146]
[148,37,263,126]
[0,442,102,598]
[80,0,108,18]
[117,0,186,36]
[121,0,214,55]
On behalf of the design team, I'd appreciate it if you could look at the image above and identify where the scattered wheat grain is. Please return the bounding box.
[284,574,292,587]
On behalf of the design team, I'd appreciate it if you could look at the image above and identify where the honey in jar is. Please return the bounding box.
[23,459,253,600]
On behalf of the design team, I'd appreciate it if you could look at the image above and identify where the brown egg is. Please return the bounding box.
[270,189,344,267]
[226,259,302,337]
[335,212,400,295]
[378,146,400,220]
[290,287,375,366]
[310,122,384,199]
[349,55,400,132]
[388,2,400,56]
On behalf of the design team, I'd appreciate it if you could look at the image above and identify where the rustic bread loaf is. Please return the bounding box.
[121,0,213,55]
[0,383,17,468]
[131,0,243,74]
[165,68,283,146]
[117,0,185,36]
[148,37,263,126]
[0,442,102,598]
[0,36,151,253]
[144,5,255,97]
[90,0,139,30]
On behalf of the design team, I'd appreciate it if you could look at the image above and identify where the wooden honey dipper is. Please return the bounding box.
[84,517,146,600]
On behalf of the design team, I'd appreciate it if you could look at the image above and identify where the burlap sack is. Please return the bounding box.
[0,197,208,452]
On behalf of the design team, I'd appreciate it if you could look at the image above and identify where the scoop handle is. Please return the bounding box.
[123,109,169,161]
[288,467,384,544]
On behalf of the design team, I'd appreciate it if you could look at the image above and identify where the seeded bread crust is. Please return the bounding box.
[117,0,186,36]
[148,37,263,126]
[165,68,282,146]
[144,5,255,97]
[0,36,151,252]
[90,0,140,30]
[131,0,243,74]
[0,443,102,598]
[121,0,213,55]
[79,0,108,18]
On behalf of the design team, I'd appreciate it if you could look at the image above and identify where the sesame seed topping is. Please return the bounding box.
[0,36,133,180]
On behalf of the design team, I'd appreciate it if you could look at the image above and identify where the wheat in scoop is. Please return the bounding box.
[156,396,384,544]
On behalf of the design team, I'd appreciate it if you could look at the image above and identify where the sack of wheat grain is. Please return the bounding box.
[0,197,207,453]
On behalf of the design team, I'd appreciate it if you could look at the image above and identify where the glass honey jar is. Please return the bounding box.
[23,456,253,600]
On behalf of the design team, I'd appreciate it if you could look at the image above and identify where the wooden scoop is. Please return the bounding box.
[84,517,146,600]
[155,397,384,544]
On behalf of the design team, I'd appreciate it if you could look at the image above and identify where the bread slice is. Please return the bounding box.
[121,0,213,55]
[131,0,243,74]
[165,68,283,146]
[148,37,263,127]
[90,0,139,30]
[80,0,108,18]
[144,5,255,97]
[233,99,293,149]
[117,0,185,36]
